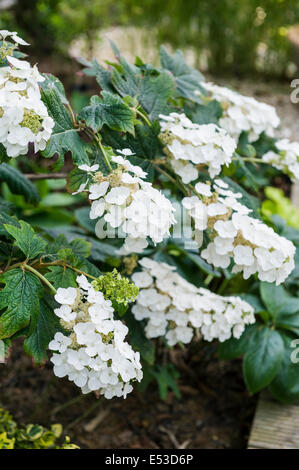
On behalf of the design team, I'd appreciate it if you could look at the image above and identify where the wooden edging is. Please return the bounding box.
[247,392,299,449]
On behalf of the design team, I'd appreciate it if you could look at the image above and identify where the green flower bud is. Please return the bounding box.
[92,269,139,307]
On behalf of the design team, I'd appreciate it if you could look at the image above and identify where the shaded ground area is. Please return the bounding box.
[0,340,256,449]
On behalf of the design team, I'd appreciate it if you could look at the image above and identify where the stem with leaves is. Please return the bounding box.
[23,264,57,294]
[135,108,152,127]
[94,133,113,172]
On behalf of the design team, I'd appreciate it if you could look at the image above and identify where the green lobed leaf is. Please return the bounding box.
[69,238,91,258]
[78,92,135,134]
[185,99,222,125]
[41,74,69,105]
[0,197,14,214]
[66,167,90,194]
[23,298,63,365]
[160,46,204,102]
[111,55,175,120]
[41,84,89,167]
[0,212,19,236]
[77,258,102,278]
[102,120,163,161]
[45,266,77,289]
[0,164,40,204]
[0,269,43,339]
[4,220,47,260]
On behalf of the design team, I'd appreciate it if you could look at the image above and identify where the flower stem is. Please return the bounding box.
[94,134,113,172]
[64,264,98,281]
[66,103,77,127]
[203,273,214,286]
[135,108,152,127]
[154,163,188,196]
[23,264,57,294]
[233,156,268,165]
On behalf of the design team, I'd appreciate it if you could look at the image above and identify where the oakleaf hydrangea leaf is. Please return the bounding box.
[160,46,204,102]
[23,298,63,365]
[0,269,43,339]
[78,91,135,134]
[41,84,89,166]
[4,220,47,260]
[0,164,40,204]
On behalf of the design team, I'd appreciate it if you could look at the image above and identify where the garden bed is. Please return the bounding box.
[0,339,256,449]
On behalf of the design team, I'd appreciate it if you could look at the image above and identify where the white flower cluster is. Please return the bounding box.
[159,112,236,182]
[77,149,176,255]
[262,138,299,182]
[199,82,280,143]
[49,275,143,399]
[131,258,255,344]
[182,179,295,285]
[0,33,54,157]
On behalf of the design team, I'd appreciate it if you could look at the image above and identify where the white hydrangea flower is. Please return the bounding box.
[55,287,78,305]
[78,164,99,172]
[79,149,176,255]
[132,258,255,345]
[198,82,280,143]
[0,55,54,157]
[159,112,236,180]
[0,30,29,46]
[182,179,295,285]
[262,139,299,182]
[49,275,142,399]
[48,332,72,353]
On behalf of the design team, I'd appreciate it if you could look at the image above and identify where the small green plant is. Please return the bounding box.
[0,408,79,449]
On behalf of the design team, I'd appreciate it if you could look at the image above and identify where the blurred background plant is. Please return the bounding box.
[1,0,299,79]
[262,186,299,228]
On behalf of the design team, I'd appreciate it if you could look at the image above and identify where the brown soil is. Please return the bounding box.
[0,339,256,449]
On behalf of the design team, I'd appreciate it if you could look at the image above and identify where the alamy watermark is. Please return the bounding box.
[290,79,299,103]
[95,202,199,250]
[290,339,299,364]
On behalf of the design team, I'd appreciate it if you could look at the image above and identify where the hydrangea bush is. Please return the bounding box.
[1,32,299,404]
